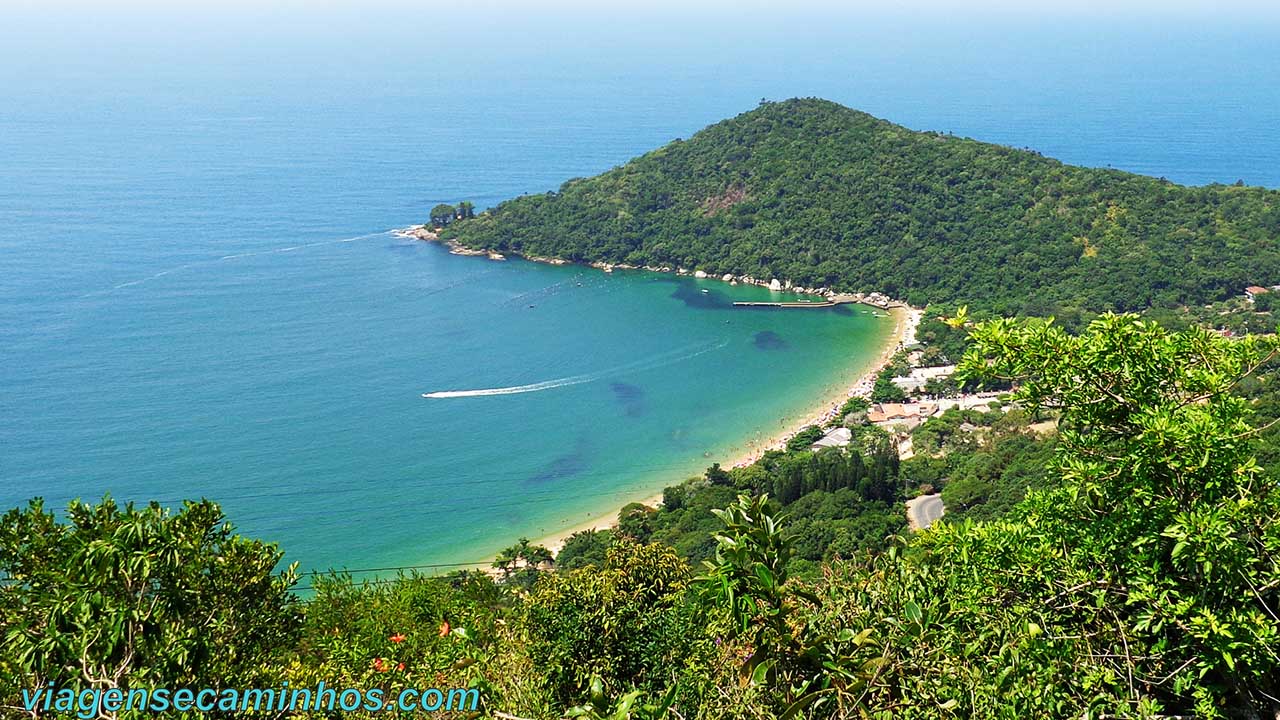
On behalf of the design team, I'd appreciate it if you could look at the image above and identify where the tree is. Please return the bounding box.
[704,494,881,717]
[922,375,959,398]
[785,425,825,452]
[492,537,553,588]
[0,498,299,706]
[456,201,475,220]
[557,529,615,571]
[565,676,676,720]
[870,372,907,403]
[801,314,1280,717]
[430,203,456,228]
[703,462,730,486]
[837,395,870,417]
[523,542,703,704]
[953,313,1280,716]
[660,484,687,511]
[616,503,656,542]
[938,474,989,511]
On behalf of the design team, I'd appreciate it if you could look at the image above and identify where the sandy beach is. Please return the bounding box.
[722,304,919,469]
[508,303,921,558]
[408,223,926,563]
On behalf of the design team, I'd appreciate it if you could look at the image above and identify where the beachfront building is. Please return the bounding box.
[891,365,957,394]
[933,393,1006,413]
[867,396,1004,431]
[867,402,939,431]
[810,426,853,450]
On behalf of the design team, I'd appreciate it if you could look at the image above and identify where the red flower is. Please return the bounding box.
[389,633,406,644]
[397,662,405,672]
[437,622,450,637]
[372,657,384,671]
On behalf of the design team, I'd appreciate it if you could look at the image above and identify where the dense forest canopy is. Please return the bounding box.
[446,98,1280,315]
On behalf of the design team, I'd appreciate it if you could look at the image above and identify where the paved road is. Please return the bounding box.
[906,493,945,530]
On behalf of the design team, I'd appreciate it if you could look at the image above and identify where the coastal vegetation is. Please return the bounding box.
[443,99,1280,317]
[6,316,1280,719]
[429,201,475,228]
[0,499,299,706]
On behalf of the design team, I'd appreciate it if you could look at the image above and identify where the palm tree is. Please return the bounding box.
[492,537,554,580]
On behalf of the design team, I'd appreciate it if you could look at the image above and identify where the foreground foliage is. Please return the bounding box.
[949,314,1280,716]
[0,499,298,713]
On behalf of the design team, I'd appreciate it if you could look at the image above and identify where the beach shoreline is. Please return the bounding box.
[489,304,920,560]
[395,224,922,562]
[396,225,897,304]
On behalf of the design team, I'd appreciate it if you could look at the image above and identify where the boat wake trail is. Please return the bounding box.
[422,338,729,399]
[422,267,500,297]
[215,230,387,261]
[498,273,592,307]
[422,376,597,399]
[84,231,392,297]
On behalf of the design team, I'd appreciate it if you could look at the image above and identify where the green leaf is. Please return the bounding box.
[904,600,923,624]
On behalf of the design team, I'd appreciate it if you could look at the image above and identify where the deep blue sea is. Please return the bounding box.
[3,4,1279,575]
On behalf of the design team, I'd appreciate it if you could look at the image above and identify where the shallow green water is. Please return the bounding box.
[2,236,892,575]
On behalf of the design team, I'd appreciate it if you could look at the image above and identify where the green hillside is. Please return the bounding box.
[447,98,1280,314]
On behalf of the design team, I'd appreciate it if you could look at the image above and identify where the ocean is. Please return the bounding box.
[2,4,1278,574]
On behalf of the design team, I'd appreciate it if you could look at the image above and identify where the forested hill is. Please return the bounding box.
[445,98,1280,315]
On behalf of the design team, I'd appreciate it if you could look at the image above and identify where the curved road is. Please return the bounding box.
[906,493,945,530]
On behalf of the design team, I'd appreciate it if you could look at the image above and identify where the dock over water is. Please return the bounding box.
[733,293,868,308]
[733,299,837,308]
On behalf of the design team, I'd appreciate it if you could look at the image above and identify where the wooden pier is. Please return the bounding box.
[732,299,837,308]
[732,293,874,309]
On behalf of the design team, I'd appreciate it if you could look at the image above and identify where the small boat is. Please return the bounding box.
[701,289,709,294]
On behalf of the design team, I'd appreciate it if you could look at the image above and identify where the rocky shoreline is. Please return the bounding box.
[395,224,904,309]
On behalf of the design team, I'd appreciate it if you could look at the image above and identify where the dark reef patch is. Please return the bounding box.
[668,280,733,310]
[753,330,788,350]
[610,382,647,417]
[526,438,592,485]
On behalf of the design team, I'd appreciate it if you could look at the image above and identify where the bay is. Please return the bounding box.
[2,4,1278,573]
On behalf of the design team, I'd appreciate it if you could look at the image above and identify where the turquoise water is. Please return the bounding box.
[1,230,891,572]
[2,5,1279,574]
